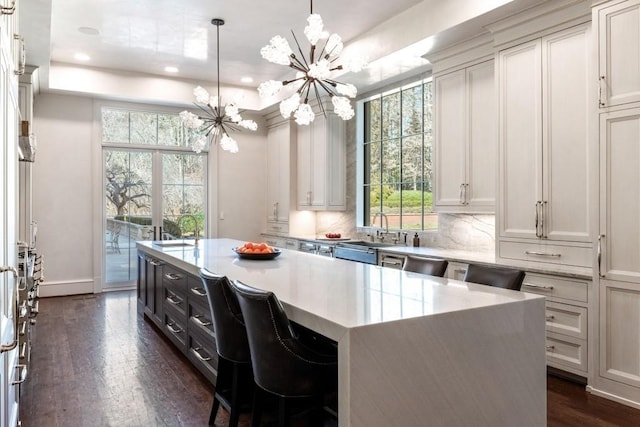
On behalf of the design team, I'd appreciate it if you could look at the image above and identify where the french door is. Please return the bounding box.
[103,148,206,289]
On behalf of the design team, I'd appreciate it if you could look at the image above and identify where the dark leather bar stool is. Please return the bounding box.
[231,280,338,427]
[200,269,254,427]
[463,263,525,291]
[402,256,448,277]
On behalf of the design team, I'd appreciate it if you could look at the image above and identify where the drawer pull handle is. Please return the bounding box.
[19,301,27,318]
[19,321,26,336]
[164,273,181,281]
[19,342,27,359]
[192,346,212,362]
[12,364,27,385]
[166,322,183,334]
[545,315,555,321]
[149,259,163,266]
[546,345,555,352]
[522,283,554,291]
[192,314,212,327]
[525,251,561,257]
[166,295,182,305]
[190,287,207,297]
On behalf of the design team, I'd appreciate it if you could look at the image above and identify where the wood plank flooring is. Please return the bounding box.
[19,291,640,426]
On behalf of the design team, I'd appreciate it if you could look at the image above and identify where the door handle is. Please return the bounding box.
[598,234,605,278]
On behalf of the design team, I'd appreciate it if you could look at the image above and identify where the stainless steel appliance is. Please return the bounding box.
[298,241,335,258]
[17,245,42,366]
[334,241,393,265]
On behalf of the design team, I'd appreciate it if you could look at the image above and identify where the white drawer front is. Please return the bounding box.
[521,273,589,303]
[499,240,592,268]
[545,302,587,340]
[266,222,289,234]
[546,332,587,374]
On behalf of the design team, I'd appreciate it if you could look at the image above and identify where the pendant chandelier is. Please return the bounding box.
[257,0,365,125]
[180,19,257,154]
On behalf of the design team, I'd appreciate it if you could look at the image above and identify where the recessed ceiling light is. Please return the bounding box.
[240,76,253,83]
[74,53,91,61]
[78,26,100,36]
[164,66,179,73]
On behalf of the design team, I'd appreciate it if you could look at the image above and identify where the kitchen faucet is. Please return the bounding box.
[177,214,200,246]
[372,212,389,241]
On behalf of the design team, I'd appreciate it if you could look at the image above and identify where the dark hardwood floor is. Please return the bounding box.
[19,291,640,426]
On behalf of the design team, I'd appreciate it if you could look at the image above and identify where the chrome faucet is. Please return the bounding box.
[177,214,200,245]
[372,212,389,241]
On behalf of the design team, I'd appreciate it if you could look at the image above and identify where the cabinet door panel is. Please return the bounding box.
[600,109,640,282]
[543,24,593,242]
[434,69,466,208]
[297,124,312,207]
[598,0,640,107]
[498,40,543,238]
[267,122,291,222]
[467,60,496,209]
[600,280,640,388]
[310,117,327,207]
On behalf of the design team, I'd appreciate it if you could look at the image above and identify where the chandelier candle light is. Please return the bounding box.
[258,1,365,125]
[180,19,257,154]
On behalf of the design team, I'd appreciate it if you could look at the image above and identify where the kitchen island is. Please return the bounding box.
[137,238,546,426]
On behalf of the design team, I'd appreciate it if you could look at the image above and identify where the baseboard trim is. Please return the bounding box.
[39,279,95,297]
[586,385,640,411]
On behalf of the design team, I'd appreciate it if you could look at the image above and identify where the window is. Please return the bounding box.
[361,78,436,231]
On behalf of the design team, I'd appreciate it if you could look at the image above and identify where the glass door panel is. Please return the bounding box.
[104,149,153,286]
[161,153,206,240]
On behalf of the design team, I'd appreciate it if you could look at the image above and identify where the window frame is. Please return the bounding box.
[356,76,435,232]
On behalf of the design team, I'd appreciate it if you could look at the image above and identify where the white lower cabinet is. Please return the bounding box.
[261,235,298,251]
[522,272,591,377]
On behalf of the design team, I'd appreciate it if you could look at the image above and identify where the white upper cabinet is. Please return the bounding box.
[266,120,295,232]
[296,112,346,211]
[596,0,640,108]
[497,23,596,272]
[434,60,496,213]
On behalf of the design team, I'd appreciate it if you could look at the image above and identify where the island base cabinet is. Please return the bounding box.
[137,253,164,327]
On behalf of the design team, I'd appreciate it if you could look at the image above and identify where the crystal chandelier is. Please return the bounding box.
[180,19,257,154]
[257,1,365,125]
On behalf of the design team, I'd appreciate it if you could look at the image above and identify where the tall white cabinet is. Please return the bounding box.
[266,118,295,234]
[496,22,595,274]
[589,0,640,409]
[433,58,496,213]
[1,2,23,426]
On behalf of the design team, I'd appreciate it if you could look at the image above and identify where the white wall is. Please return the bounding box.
[33,92,268,296]
[215,112,268,242]
[33,93,95,296]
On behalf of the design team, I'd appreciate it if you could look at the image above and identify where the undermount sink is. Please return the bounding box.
[152,240,196,247]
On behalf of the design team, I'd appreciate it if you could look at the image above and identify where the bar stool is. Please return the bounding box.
[463,263,525,291]
[231,280,338,427]
[200,269,254,427]
[402,256,448,277]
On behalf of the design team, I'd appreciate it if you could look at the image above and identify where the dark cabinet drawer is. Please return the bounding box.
[164,305,188,351]
[164,280,187,319]
[187,328,218,384]
[162,265,187,290]
[188,298,215,338]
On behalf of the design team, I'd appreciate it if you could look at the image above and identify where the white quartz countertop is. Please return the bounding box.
[137,238,542,341]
